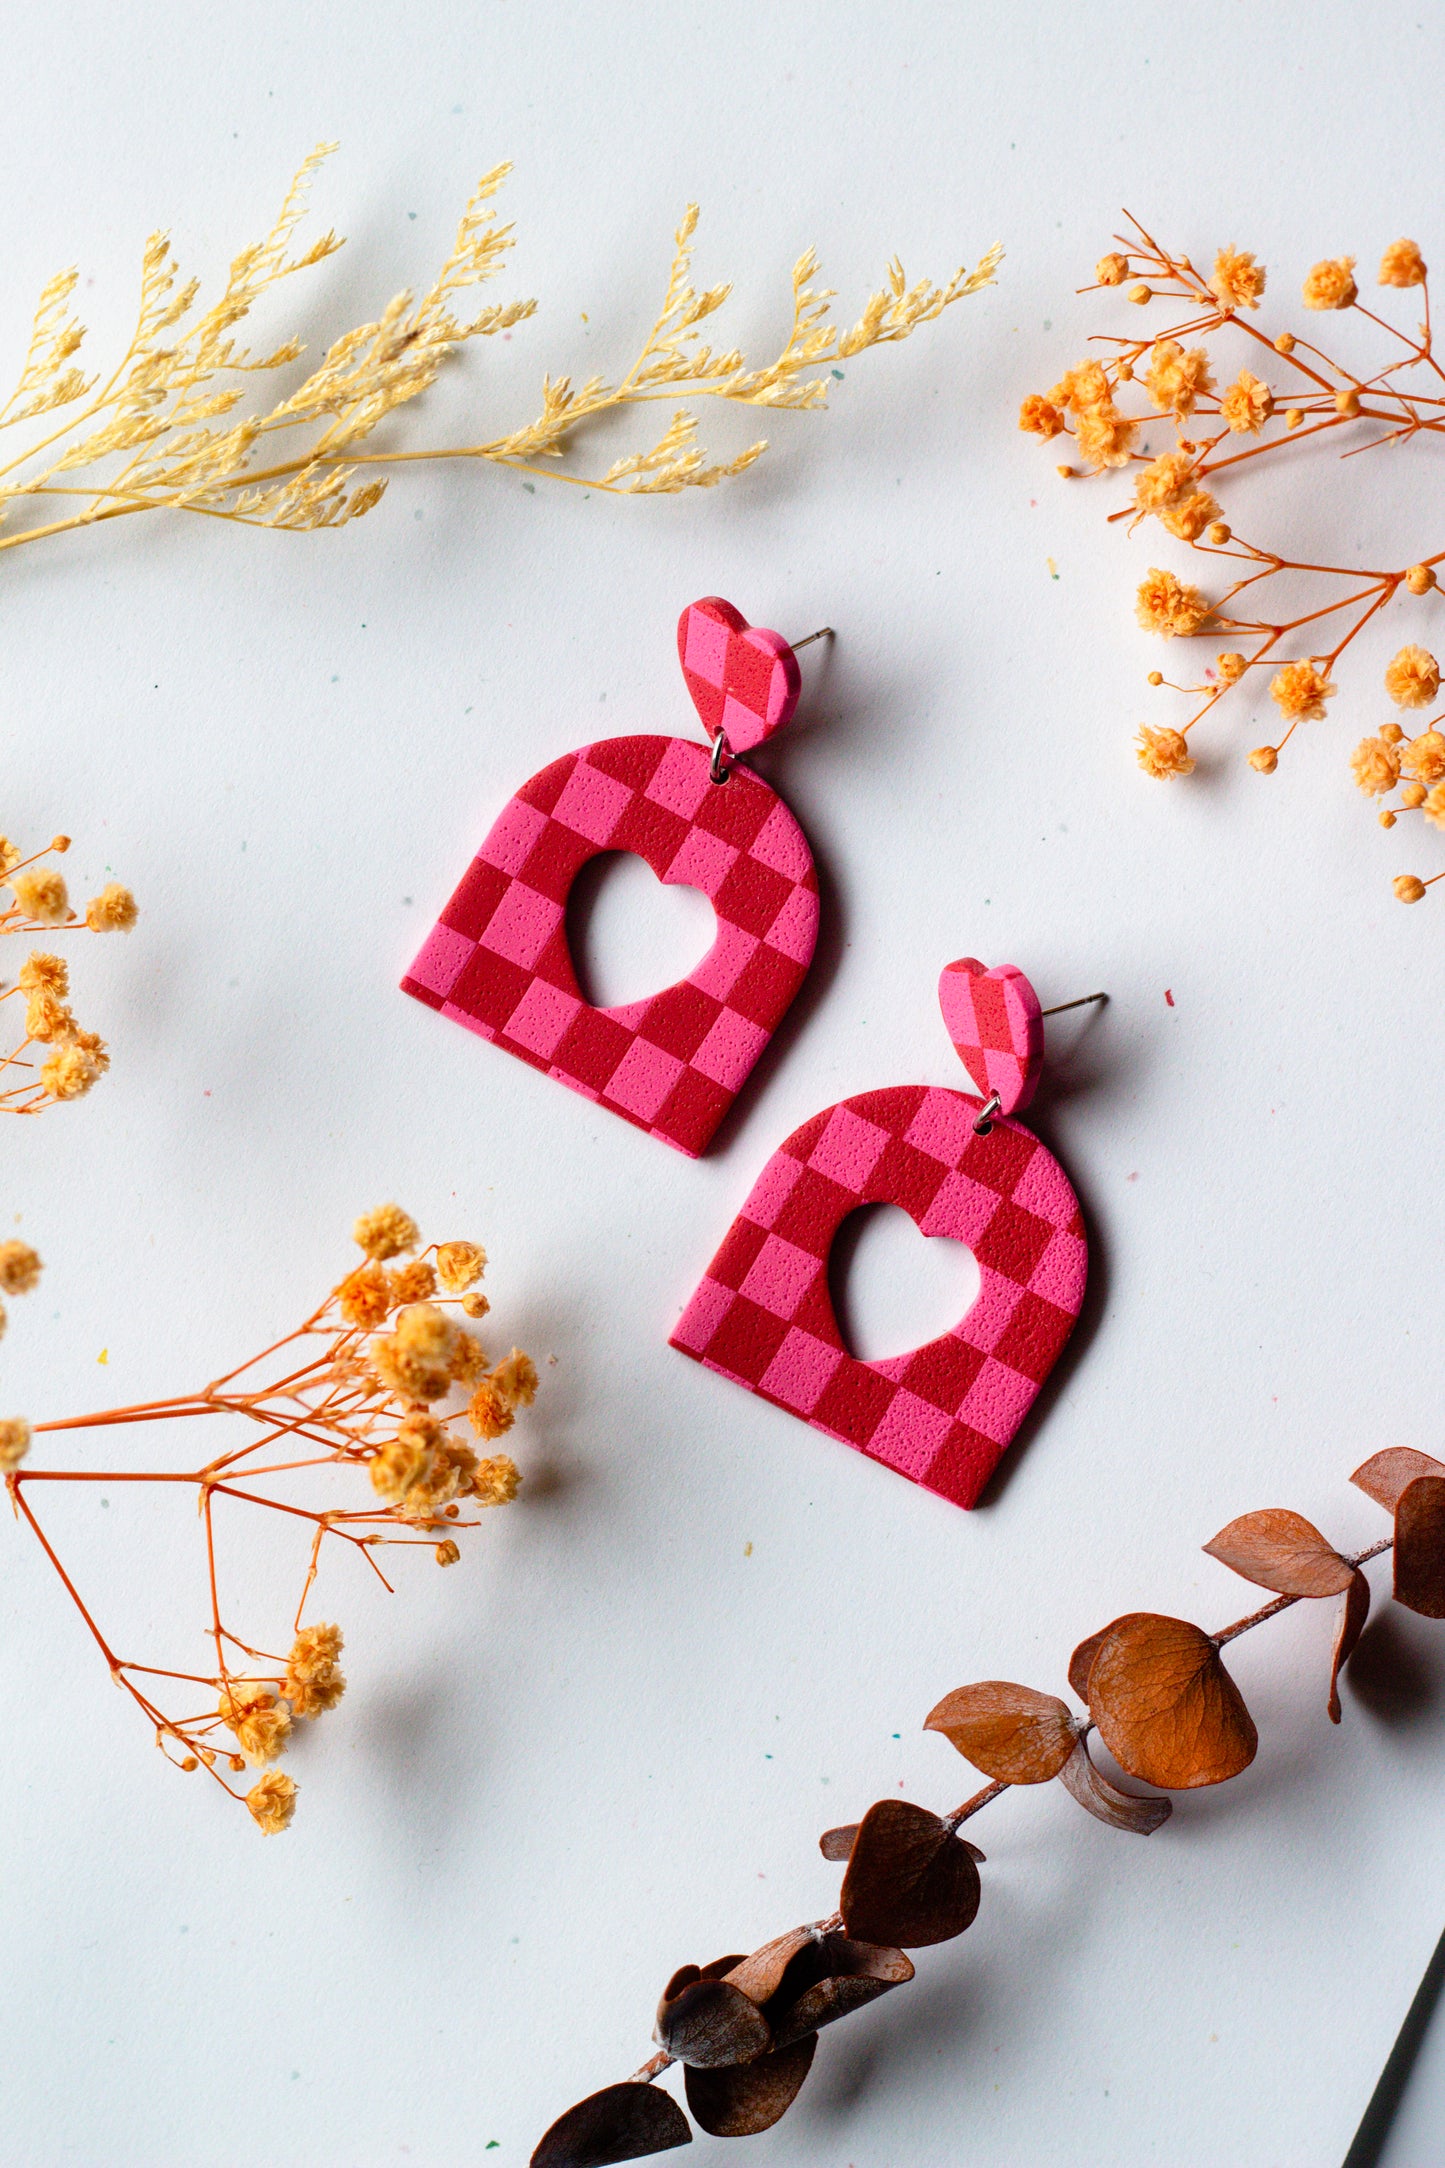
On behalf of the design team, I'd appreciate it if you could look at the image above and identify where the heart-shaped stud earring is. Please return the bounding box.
[672,956,1104,1508]
[402,599,829,1157]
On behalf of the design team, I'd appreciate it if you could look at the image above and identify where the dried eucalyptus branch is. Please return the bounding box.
[534,1457,1439,2161]
[1020,215,1445,904]
[0,146,1001,559]
[1,1203,533,1833]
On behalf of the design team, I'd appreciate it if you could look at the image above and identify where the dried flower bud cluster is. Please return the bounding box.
[538,1444,1432,2163]
[0,833,135,1110]
[1021,215,1445,902]
[3,1208,530,1830]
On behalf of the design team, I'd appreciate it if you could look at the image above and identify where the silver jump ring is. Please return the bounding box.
[708,728,733,785]
[972,1091,1002,1136]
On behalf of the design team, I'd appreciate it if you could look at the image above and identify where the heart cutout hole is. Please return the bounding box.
[828,1202,982,1365]
[565,850,717,1011]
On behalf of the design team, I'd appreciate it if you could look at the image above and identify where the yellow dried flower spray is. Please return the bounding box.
[2,1207,531,1831]
[0,147,999,555]
[1020,214,1445,903]
[0,831,136,1112]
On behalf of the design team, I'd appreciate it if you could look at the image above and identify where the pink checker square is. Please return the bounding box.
[959,1357,1038,1445]
[906,1088,983,1168]
[643,736,714,821]
[764,884,821,965]
[749,800,815,883]
[1011,1143,1084,1228]
[606,1036,686,1121]
[691,921,760,1002]
[691,1007,770,1091]
[866,1390,955,1481]
[759,1328,843,1413]
[959,1266,1026,1353]
[923,1167,1004,1249]
[505,976,582,1060]
[1028,1227,1088,1309]
[809,1104,892,1192]
[672,1275,734,1353]
[406,921,474,1000]
[550,758,634,846]
[739,1148,805,1232]
[739,1234,819,1320]
[480,796,549,875]
[666,825,739,896]
[481,882,564,971]
[682,605,730,686]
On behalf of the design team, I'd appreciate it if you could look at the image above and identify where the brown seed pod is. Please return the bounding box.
[839,1798,982,1947]
[1085,1613,1258,1789]
[1203,1508,1355,1597]
[684,2036,817,2137]
[924,1680,1078,1783]
[530,2079,691,2167]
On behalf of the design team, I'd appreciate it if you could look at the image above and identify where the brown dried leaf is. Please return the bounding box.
[723,1930,815,2009]
[1202,1508,1355,1598]
[769,1933,915,2049]
[1086,1613,1258,1789]
[653,1978,771,2069]
[531,2080,692,2167]
[1328,1569,1371,1723]
[839,1799,982,1947]
[684,2036,817,2137]
[1057,1736,1171,1834]
[1352,1448,1445,1512]
[1068,1621,1118,1701]
[818,1823,859,1862]
[925,1680,1078,1783]
[1394,1476,1445,1618]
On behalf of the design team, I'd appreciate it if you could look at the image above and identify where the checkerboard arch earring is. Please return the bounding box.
[671,962,1105,1509]
[400,599,830,1157]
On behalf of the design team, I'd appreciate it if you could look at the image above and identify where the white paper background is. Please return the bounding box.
[2,3,1445,2162]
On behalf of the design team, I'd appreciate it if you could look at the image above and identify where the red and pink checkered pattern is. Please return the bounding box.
[671,1084,1087,1508]
[938,958,1043,1116]
[677,597,801,754]
[401,734,820,1157]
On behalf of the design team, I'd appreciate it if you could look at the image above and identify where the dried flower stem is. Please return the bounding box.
[1021,215,1445,900]
[3,1208,529,1831]
[0,146,1000,563]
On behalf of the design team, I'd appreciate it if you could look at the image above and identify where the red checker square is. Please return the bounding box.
[517,752,576,816]
[770,1161,858,1250]
[726,941,810,1029]
[738,1233,820,1321]
[653,1067,732,1158]
[965,1119,1037,1197]
[897,1334,987,1414]
[553,1003,635,1089]
[612,793,690,868]
[440,857,511,943]
[918,1421,1000,1511]
[868,1134,951,1221]
[992,1289,1077,1383]
[530,920,583,995]
[693,776,774,853]
[550,759,635,847]
[808,1104,892,1193]
[447,945,533,1036]
[713,853,793,939]
[705,1295,792,1386]
[585,736,669,792]
[707,1215,771,1293]
[636,982,723,1064]
[973,1197,1054,1284]
[811,1361,898,1448]
[506,816,585,906]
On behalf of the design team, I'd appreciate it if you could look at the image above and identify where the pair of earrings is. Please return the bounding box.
[402,600,1098,1510]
